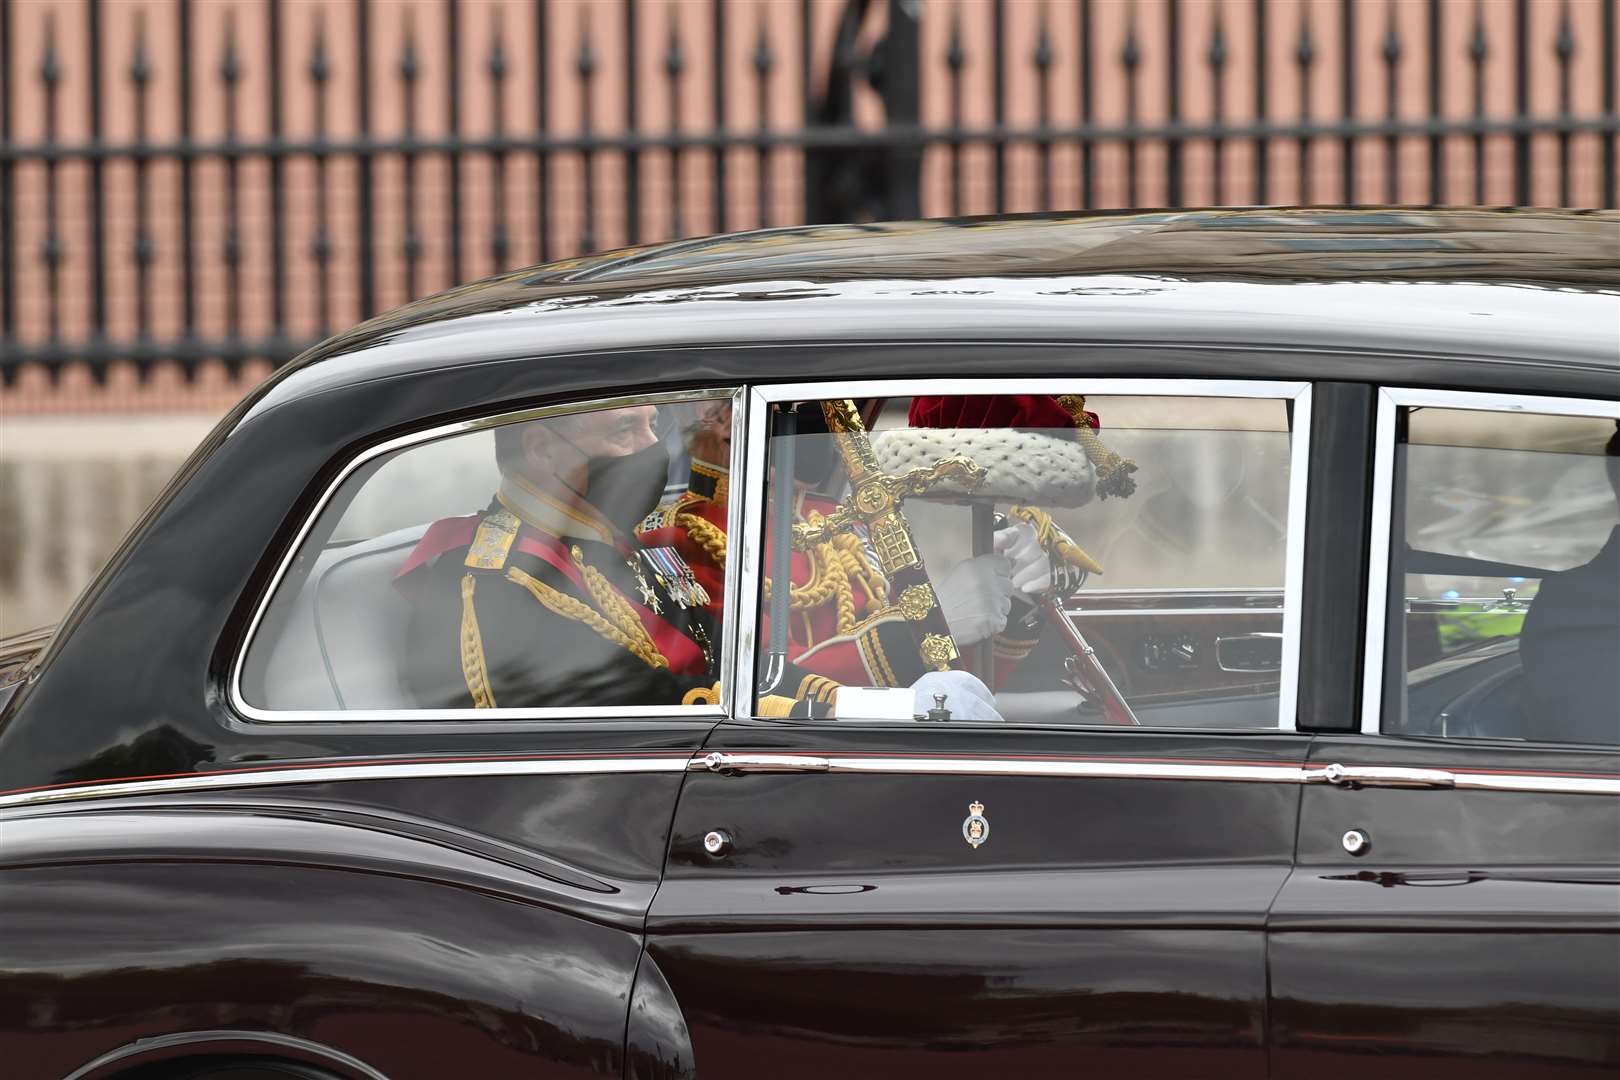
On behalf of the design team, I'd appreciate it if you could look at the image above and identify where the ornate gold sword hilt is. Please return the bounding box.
[791,454,987,571]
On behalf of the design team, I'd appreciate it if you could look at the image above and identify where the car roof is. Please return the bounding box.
[260,207,1618,413]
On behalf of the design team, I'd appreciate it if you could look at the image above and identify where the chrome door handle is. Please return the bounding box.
[1310,763,1455,789]
[697,752,832,774]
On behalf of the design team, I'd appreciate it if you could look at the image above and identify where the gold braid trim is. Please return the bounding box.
[460,574,498,708]
[756,694,800,718]
[826,547,857,635]
[1055,393,1139,499]
[795,672,842,704]
[505,564,669,671]
[683,681,722,706]
[832,531,886,605]
[856,623,901,687]
[677,504,883,638]
[674,511,729,566]
[570,545,670,659]
[759,520,884,636]
[1008,505,1105,575]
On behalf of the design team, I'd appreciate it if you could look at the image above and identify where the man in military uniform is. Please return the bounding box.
[397,403,832,713]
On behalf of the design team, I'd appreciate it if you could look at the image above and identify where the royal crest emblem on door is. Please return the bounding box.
[961,800,989,849]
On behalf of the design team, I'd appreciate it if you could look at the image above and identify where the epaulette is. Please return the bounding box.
[464,509,520,570]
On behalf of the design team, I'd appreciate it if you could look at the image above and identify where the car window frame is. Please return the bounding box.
[733,378,1315,732]
[1359,386,1620,737]
[231,386,748,723]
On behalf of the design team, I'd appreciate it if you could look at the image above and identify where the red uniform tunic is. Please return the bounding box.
[641,484,1043,691]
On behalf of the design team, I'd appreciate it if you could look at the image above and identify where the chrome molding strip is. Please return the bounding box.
[692,752,1620,795]
[229,387,743,724]
[7,751,1616,812]
[697,751,1314,784]
[1359,387,1620,736]
[1452,772,1620,796]
[0,755,695,811]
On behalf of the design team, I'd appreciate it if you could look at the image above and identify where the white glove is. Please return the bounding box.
[993,520,1052,596]
[937,553,1013,646]
[911,670,1004,722]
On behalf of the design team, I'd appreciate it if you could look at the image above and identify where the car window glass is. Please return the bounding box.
[1385,405,1619,745]
[751,393,1297,728]
[239,393,735,714]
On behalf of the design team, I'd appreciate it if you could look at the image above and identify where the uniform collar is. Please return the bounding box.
[496,472,617,544]
[689,458,729,503]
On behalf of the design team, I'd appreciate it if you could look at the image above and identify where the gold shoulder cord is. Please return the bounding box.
[674,512,728,566]
[503,554,670,671]
[758,515,887,640]
[460,574,498,708]
[677,505,883,643]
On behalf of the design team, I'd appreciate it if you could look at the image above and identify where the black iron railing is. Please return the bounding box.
[1,0,1616,383]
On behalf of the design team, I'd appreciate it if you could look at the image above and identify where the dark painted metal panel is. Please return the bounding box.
[0,768,688,1076]
[648,727,1301,1071]
[1269,734,1620,1075]
[1296,382,1375,732]
[0,859,638,1080]
[647,929,1266,1080]
[1270,933,1620,1077]
[625,949,696,1080]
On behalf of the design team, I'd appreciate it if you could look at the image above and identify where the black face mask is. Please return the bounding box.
[582,442,671,535]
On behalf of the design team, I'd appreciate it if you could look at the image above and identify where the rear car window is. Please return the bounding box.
[237,391,737,717]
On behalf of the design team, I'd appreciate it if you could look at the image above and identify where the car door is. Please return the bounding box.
[639,378,1316,1078]
[1270,388,1620,1078]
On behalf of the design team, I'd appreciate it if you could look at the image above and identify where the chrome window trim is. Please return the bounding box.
[6,751,1613,812]
[736,378,1313,732]
[1359,387,1620,736]
[231,387,745,723]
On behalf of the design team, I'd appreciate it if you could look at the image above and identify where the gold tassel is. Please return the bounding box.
[1056,394,1138,499]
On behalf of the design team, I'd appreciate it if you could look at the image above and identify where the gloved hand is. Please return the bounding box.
[937,553,1014,646]
[910,670,1004,722]
[993,519,1052,597]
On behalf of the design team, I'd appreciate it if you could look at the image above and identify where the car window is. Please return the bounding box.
[237,391,738,716]
[747,390,1304,728]
[1379,400,1620,745]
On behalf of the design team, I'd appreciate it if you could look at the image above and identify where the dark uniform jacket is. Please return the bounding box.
[398,479,833,712]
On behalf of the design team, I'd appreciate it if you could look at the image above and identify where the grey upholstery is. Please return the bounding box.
[256,524,428,711]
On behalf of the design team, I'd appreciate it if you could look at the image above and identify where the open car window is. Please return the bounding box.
[1375,395,1620,745]
[746,387,1307,728]
[237,390,739,718]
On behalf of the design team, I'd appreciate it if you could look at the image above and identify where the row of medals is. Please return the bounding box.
[629,547,713,669]
[629,546,710,614]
